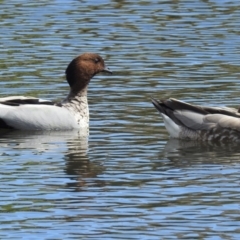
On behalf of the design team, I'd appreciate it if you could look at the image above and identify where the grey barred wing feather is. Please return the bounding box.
[210,114,240,131]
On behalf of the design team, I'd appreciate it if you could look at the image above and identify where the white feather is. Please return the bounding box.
[161,113,180,138]
[0,104,79,130]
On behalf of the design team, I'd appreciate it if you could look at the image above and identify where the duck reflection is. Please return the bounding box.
[0,129,105,190]
[64,136,105,190]
[162,138,240,166]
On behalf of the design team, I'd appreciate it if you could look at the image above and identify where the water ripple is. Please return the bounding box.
[1,0,240,239]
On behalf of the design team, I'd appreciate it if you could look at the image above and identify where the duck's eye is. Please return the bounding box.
[94,58,100,63]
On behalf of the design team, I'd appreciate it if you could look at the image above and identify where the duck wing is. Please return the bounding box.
[0,96,54,106]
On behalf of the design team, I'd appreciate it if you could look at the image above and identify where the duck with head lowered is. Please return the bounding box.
[152,98,240,142]
[0,53,112,130]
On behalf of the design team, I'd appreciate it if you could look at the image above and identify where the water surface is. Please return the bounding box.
[1,0,240,239]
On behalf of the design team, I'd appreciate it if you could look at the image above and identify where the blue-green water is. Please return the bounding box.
[1,0,240,239]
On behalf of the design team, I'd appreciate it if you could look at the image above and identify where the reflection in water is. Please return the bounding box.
[0,129,104,191]
[64,137,105,191]
[163,138,240,167]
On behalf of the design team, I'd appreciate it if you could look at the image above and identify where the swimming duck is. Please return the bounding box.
[0,53,112,130]
[152,98,240,142]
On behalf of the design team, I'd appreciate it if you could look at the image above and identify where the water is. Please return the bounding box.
[1,0,240,239]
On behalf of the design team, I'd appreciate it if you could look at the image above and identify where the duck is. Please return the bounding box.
[151,98,240,142]
[0,53,112,130]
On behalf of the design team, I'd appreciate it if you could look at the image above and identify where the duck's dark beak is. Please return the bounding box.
[102,66,112,74]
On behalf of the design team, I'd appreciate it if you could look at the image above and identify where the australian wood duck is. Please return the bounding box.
[0,53,112,130]
[152,98,240,142]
